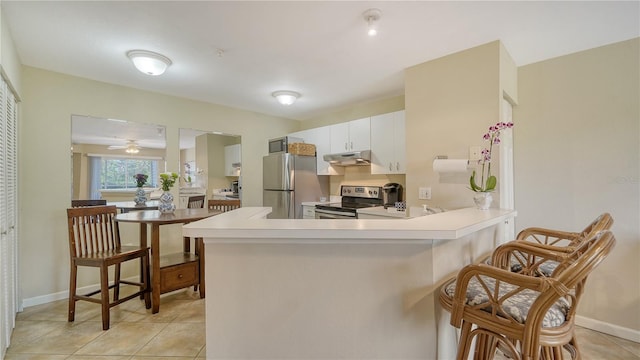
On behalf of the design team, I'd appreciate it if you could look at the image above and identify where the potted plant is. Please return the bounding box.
[133,173,148,206]
[469,121,513,209]
[158,172,179,213]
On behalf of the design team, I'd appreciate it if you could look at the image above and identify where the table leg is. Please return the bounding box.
[139,224,148,300]
[151,223,161,314]
[198,237,205,298]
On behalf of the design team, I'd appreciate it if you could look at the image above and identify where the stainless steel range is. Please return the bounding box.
[315,185,383,219]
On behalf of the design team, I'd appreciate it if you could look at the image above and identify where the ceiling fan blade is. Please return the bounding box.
[108,140,143,150]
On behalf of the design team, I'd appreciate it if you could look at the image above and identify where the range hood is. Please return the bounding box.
[323,150,371,166]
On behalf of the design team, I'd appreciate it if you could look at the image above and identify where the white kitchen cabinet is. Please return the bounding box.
[330,117,370,153]
[289,126,343,175]
[224,144,241,176]
[370,110,406,174]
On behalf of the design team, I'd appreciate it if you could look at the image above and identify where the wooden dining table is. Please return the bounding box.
[107,200,160,213]
[115,208,221,313]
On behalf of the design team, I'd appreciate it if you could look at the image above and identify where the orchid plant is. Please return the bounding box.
[134,173,148,188]
[470,121,513,193]
[159,172,179,191]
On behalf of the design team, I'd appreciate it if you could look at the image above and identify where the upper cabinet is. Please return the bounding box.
[289,112,407,176]
[224,144,241,177]
[370,110,406,174]
[290,126,343,175]
[330,117,370,153]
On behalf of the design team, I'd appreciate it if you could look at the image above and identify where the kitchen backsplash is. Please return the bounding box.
[328,166,405,195]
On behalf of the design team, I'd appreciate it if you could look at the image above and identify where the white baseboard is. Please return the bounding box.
[21,288,640,345]
[22,289,69,308]
[576,315,640,343]
[21,276,140,308]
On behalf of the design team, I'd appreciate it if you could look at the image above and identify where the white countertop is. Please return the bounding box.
[179,186,206,195]
[357,206,412,218]
[183,206,516,243]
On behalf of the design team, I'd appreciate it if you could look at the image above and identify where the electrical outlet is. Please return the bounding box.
[418,187,432,200]
[469,146,482,161]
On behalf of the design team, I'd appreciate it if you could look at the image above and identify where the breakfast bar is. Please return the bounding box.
[183,207,516,360]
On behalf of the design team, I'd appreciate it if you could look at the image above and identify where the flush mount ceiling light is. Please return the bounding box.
[272,90,301,106]
[363,8,382,36]
[126,50,172,76]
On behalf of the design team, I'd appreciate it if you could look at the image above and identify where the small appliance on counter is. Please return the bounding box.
[382,183,404,209]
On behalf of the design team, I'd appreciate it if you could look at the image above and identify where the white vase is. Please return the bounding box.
[473,192,493,210]
[134,187,147,205]
[158,191,176,213]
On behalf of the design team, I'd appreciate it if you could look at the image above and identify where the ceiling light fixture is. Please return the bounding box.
[363,8,382,36]
[272,90,301,106]
[126,50,172,76]
[125,145,140,154]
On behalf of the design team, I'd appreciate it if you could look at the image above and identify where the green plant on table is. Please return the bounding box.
[134,173,148,187]
[160,172,179,191]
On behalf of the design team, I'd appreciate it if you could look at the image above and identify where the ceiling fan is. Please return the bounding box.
[108,140,144,154]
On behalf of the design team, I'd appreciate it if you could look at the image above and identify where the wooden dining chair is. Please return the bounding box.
[183,195,207,253]
[182,194,207,292]
[187,195,205,209]
[208,199,241,212]
[66,205,150,330]
[71,199,107,207]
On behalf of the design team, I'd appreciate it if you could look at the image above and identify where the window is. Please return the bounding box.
[101,158,159,189]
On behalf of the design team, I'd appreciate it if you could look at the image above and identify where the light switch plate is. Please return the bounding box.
[418,187,431,200]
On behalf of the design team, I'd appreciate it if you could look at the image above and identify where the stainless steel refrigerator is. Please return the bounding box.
[263,153,328,219]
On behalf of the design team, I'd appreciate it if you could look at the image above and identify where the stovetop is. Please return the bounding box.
[315,185,383,213]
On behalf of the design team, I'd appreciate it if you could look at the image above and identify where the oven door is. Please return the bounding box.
[314,208,356,219]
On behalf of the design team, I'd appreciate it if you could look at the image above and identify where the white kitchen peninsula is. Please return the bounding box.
[183,207,516,360]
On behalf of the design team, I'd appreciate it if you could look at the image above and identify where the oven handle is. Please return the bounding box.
[314,209,356,218]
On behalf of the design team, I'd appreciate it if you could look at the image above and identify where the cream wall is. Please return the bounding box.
[0,6,21,97]
[19,66,299,301]
[300,95,405,130]
[515,38,639,334]
[405,41,517,211]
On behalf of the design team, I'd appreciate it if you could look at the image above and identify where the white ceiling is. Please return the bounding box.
[3,1,639,122]
[71,115,167,149]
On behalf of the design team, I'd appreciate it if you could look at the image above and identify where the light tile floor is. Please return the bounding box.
[6,288,640,359]
[7,289,206,359]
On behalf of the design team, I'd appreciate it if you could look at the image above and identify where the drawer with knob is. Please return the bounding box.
[159,253,199,293]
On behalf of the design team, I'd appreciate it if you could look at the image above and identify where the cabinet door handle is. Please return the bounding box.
[396,162,400,171]
[344,143,348,151]
[388,163,392,171]
[350,141,353,150]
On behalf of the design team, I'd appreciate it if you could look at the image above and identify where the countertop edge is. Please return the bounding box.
[183,207,517,243]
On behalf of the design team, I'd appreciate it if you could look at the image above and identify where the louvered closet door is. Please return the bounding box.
[6,84,18,337]
[0,78,18,355]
